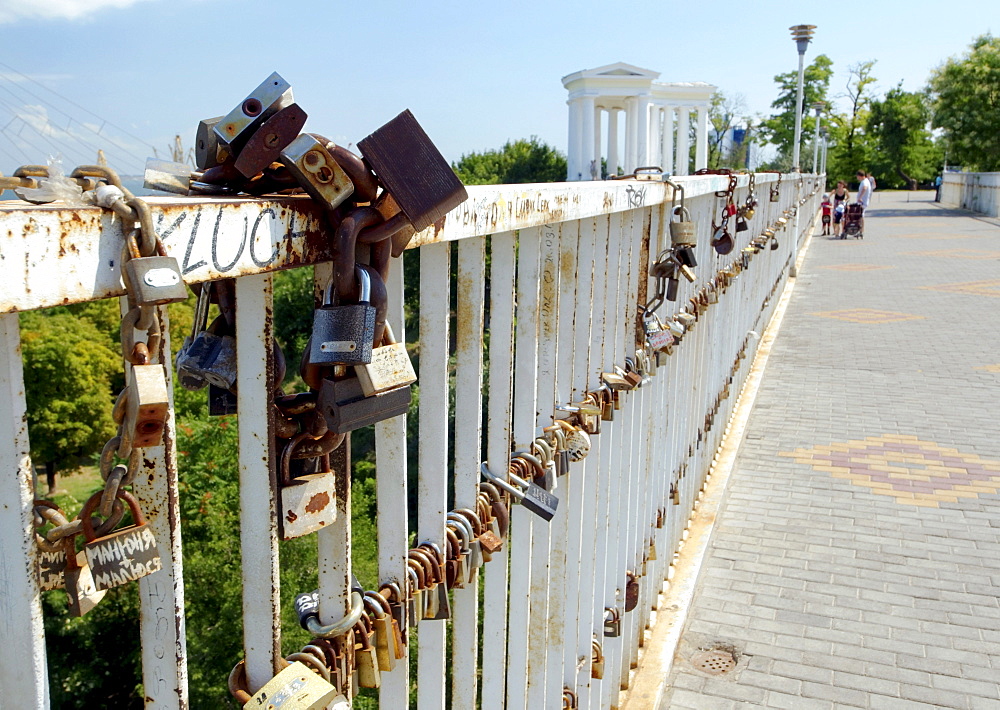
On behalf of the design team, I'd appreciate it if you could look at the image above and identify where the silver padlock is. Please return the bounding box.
[309,266,377,366]
[122,230,188,306]
[214,71,294,154]
[280,133,355,211]
[670,206,697,246]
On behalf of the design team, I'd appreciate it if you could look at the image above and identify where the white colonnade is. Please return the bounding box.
[563,63,716,180]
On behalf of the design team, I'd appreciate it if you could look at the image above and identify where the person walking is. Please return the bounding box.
[856,170,873,237]
[832,181,850,238]
[821,193,832,236]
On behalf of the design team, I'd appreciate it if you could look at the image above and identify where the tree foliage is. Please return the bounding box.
[20,310,120,475]
[707,91,749,169]
[867,85,941,188]
[928,34,1000,171]
[825,61,878,185]
[760,54,834,167]
[452,137,567,185]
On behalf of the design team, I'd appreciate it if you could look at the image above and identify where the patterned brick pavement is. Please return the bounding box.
[663,192,1000,709]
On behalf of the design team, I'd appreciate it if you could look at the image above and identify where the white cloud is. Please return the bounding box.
[0,0,157,24]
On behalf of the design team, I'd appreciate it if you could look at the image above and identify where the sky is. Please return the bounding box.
[0,0,993,179]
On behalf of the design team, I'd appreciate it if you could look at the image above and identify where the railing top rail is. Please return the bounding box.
[0,173,798,314]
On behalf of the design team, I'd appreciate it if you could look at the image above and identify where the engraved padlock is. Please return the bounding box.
[309,266,377,366]
[81,490,161,592]
[279,434,337,541]
[230,659,344,710]
[122,230,188,306]
[355,321,416,397]
[669,206,697,247]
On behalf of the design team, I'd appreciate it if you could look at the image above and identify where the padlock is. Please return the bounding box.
[624,571,640,612]
[234,102,307,179]
[215,71,294,155]
[674,244,697,269]
[208,384,238,416]
[711,224,735,255]
[603,607,621,637]
[280,133,355,211]
[175,283,212,391]
[310,266,377,366]
[356,109,469,255]
[279,435,337,540]
[443,527,465,589]
[81,490,161,591]
[122,363,169,451]
[559,420,591,462]
[195,116,225,170]
[481,462,558,522]
[122,230,188,306]
[364,593,399,670]
[177,314,238,391]
[355,321,416,396]
[725,202,738,217]
[591,639,605,680]
[63,536,107,617]
[669,206,697,247]
[317,372,411,434]
[230,659,343,710]
[735,213,748,232]
[354,616,382,688]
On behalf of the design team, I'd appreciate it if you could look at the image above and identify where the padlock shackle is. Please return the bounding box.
[79,489,146,542]
[304,590,365,639]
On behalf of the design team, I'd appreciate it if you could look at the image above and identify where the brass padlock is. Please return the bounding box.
[230,659,344,710]
[603,606,621,637]
[81,490,161,591]
[591,638,605,679]
[669,206,697,246]
[354,615,382,689]
[355,321,416,397]
[122,362,169,451]
[280,133,355,211]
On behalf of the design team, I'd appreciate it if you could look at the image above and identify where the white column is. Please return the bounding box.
[607,109,619,177]
[566,98,582,181]
[695,105,709,171]
[675,107,690,176]
[661,106,674,175]
[648,104,660,169]
[581,96,596,181]
[636,96,649,169]
[624,97,637,174]
[593,106,603,179]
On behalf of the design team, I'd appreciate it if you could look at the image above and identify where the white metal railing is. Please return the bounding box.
[940,172,1000,217]
[0,171,822,709]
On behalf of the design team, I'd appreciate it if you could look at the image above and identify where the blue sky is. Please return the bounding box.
[0,0,992,177]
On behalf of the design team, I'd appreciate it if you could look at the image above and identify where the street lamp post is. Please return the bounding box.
[789,24,816,172]
[819,127,829,176]
[811,101,824,174]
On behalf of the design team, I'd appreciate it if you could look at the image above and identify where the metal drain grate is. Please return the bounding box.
[691,649,736,675]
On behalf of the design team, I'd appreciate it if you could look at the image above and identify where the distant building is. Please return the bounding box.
[561,62,716,180]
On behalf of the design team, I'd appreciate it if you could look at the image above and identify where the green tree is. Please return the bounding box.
[761,54,834,167]
[826,60,879,186]
[20,310,120,493]
[928,34,1000,171]
[452,137,567,185]
[707,91,749,169]
[867,85,941,188]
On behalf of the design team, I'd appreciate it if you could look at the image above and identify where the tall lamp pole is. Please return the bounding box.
[811,101,825,174]
[789,24,816,172]
[819,127,829,176]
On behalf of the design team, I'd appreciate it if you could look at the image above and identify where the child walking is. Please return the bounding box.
[821,193,832,236]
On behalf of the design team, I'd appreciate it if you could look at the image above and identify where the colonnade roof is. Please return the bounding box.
[562,62,716,107]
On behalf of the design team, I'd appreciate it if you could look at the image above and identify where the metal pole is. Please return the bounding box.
[791,49,806,171]
[812,111,821,173]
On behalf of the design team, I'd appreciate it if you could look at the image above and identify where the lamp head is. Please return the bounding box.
[789,24,816,54]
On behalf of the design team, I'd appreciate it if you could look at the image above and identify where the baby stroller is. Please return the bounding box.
[842,203,864,239]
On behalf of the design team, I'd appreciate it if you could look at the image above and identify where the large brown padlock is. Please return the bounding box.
[356,109,469,255]
[624,571,640,612]
[233,102,307,179]
[229,658,346,709]
[80,490,161,591]
[278,434,337,540]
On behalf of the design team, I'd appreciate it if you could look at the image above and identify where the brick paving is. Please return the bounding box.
[663,192,1000,709]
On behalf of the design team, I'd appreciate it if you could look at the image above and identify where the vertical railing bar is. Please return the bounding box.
[482,230,517,710]
[527,223,560,708]
[235,273,281,693]
[554,218,584,697]
[375,256,410,707]
[507,226,542,710]
[575,214,608,709]
[0,312,49,708]
[132,302,188,709]
[452,237,486,710]
[417,241,451,710]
